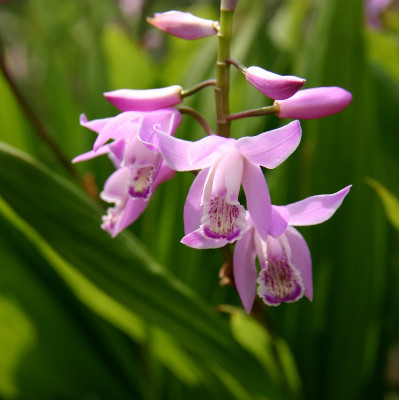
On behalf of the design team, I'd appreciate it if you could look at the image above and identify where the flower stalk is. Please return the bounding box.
[227,105,279,121]
[180,79,216,98]
[215,3,235,137]
[177,106,215,136]
[226,57,247,74]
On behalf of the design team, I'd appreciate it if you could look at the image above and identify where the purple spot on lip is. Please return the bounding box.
[203,225,241,241]
[257,258,304,306]
[128,185,151,199]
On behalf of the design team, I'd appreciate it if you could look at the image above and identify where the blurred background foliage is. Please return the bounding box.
[0,0,399,399]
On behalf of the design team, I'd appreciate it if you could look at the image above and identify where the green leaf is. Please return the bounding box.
[225,306,302,396]
[366,177,399,231]
[101,24,155,90]
[0,142,284,400]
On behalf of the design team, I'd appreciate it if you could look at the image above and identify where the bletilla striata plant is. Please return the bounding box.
[73,0,352,313]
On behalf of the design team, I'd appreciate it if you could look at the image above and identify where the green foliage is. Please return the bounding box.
[0,0,398,399]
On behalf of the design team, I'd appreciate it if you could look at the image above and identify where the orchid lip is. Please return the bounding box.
[200,196,246,242]
[127,166,154,200]
[257,258,304,306]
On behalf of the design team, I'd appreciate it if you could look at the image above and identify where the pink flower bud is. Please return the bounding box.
[246,66,306,100]
[147,10,219,40]
[275,87,353,119]
[104,85,183,112]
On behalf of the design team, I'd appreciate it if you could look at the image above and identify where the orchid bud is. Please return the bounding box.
[147,11,219,40]
[275,87,353,119]
[246,66,306,100]
[104,86,183,112]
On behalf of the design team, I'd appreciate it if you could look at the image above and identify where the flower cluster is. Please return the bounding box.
[74,7,352,313]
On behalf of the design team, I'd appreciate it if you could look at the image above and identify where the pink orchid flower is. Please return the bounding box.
[146,120,302,248]
[233,186,351,313]
[73,108,182,236]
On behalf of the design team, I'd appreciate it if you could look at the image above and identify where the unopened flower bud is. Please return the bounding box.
[147,10,219,40]
[104,85,183,112]
[246,66,306,100]
[275,87,353,119]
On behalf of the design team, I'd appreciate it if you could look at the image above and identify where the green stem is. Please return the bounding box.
[215,2,235,138]
[177,106,215,136]
[226,57,247,74]
[227,104,279,121]
[181,79,216,98]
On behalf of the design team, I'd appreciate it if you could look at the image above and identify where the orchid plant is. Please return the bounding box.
[74,0,352,313]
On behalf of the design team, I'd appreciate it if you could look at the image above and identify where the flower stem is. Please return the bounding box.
[227,104,279,121]
[180,79,216,98]
[215,1,236,138]
[225,57,247,74]
[177,106,215,136]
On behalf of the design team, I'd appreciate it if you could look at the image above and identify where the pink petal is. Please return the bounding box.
[233,226,258,314]
[275,87,353,120]
[72,145,110,163]
[157,133,225,171]
[93,111,141,151]
[242,159,271,241]
[269,205,289,237]
[211,150,243,203]
[184,168,209,235]
[287,185,351,226]
[187,135,231,166]
[104,86,183,112]
[157,132,192,170]
[100,167,130,203]
[147,11,219,40]
[112,198,148,236]
[283,227,313,300]
[138,108,182,152]
[181,229,229,249]
[246,66,305,100]
[80,114,114,134]
[153,161,176,188]
[236,120,302,169]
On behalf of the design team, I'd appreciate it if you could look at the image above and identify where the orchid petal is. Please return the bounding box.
[242,159,271,240]
[236,120,302,169]
[153,161,176,187]
[108,139,126,168]
[211,150,243,203]
[233,227,258,314]
[156,131,193,170]
[269,205,289,237]
[93,111,141,151]
[147,11,219,40]
[100,167,130,203]
[287,185,351,226]
[80,114,114,134]
[187,135,231,166]
[275,87,352,120]
[184,168,209,235]
[138,108,182,152]
[72,145,110,163]
[112,198,148,237]
[245,66,305,100]
[104,86,182,112]
[181,229,229,249]
[283,227,313,300]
